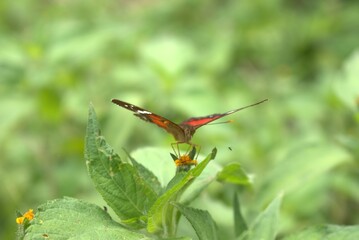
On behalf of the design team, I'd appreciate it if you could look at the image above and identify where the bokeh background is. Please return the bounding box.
[1,0,359,239]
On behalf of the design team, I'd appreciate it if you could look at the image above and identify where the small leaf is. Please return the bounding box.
[233,193,248,237]
[170,153,178,161]
[217,163,250,185]
[283,224,359,240]
[24,197,149,240]
[173,203,218,240]
[240,194,282,240]
[85,104,158,227]
[125,149,163,195]
[147,148,217,235]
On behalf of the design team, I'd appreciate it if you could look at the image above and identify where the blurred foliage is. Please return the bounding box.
[1,0,359,239]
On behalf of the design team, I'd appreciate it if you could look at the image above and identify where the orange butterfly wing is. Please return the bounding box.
[111,99,186,142]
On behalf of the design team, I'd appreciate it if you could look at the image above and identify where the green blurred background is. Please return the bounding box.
[1,0,359,239]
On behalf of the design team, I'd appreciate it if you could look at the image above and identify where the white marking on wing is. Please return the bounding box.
[137,110,152,114]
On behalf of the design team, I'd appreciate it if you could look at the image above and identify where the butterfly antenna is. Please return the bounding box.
[207,120,234,125]
[227,99,268,114]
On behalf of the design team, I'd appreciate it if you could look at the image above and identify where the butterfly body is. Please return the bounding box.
[111,98,267,145]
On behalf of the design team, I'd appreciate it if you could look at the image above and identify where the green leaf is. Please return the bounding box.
[180,159,222,204]
[217,163,251,185]
[131,147,178,187]
[256,143,351,207]
[24,197,150,240]
[233,193,248,237]
[240,194,282,240]
[147,148,217,236]
[125,149,163,195]
[166,172,187,192]
[132,147,222,204]
[85,104,158,227]
[283,225,359,240]
[332,51,359,111]
[173,203,218,240]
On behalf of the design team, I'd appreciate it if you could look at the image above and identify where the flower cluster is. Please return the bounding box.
[16,209,34,224]
[174,155,197,167]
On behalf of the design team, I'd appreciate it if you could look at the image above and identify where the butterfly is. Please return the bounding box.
[111,98,268,149]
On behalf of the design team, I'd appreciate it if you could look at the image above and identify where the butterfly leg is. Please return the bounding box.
[171,142,196,158]
[194,144,201,160]
[178,143,197,158]
[171,142,184,158]
[184,144,192,155]
[171,143,178,157]
[188,143,200,160]
[172,144,198,170]
[171,142,200,168]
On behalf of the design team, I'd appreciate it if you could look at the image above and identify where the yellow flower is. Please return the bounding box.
[16,209,34,224]
[16,216,25,224]
[175,154,197,167]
